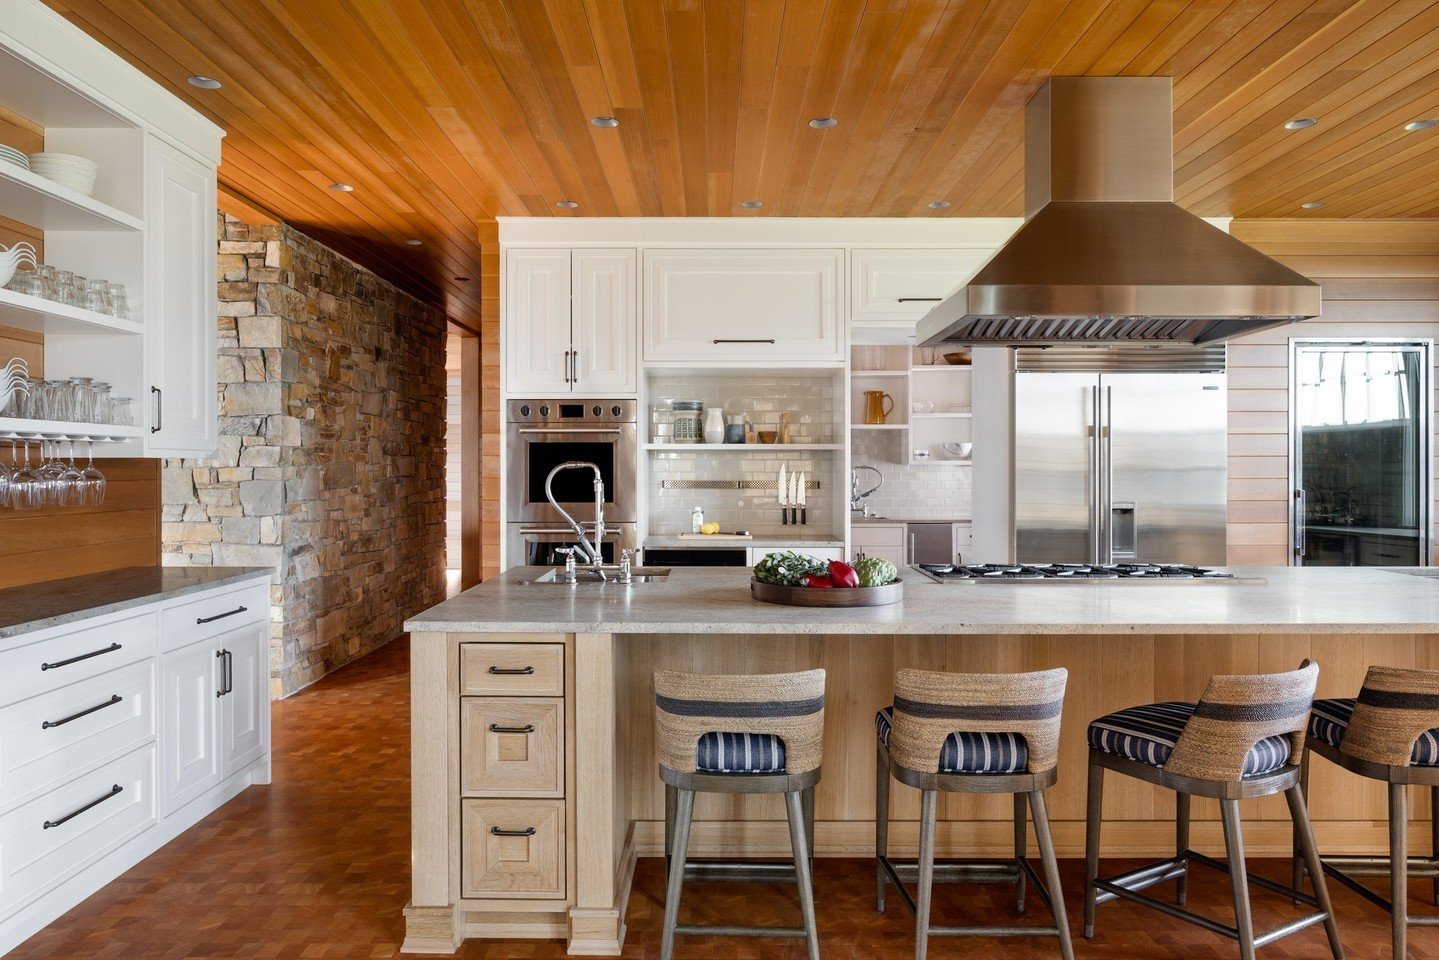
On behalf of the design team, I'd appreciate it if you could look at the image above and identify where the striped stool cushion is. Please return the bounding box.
[1309,698,1439,765]
[695,732,786,773]
[1089,701,1292,777]
[876,706,1029,774]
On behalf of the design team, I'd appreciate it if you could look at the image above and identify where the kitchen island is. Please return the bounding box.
[401,565,1439,954]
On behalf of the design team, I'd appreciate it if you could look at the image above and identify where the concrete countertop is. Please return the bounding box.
[644,533,845,549]
[405,565,1439,636]
[0,566,272,640]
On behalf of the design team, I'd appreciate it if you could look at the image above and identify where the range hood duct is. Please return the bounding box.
[918,77,1320,347]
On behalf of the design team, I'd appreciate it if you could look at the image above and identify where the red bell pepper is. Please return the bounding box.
[828,560,860,588]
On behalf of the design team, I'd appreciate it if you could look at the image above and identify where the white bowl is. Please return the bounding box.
[941,442,973,460]
[35,173,96,196]
[30,156,96,169]
[29,163,97,179]
[28,152,98,172]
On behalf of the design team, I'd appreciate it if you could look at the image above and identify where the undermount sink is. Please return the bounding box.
[527,567,672,585]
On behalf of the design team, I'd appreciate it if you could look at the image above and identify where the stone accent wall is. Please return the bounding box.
[163,215,447,697]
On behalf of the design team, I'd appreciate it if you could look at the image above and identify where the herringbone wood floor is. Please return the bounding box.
[10,638,1438,958]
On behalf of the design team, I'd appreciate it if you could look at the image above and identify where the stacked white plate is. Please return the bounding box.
[0,144,28,171]
[27,152,98,197]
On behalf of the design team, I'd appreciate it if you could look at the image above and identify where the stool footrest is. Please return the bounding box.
[1093,856,1188,905]
[675,859,798,884]
[1320,854,1439,879]
[674,923,806,939]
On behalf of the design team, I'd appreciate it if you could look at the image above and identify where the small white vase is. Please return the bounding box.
[702,408,725,444]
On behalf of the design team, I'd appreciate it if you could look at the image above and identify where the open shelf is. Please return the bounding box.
[0,416,142,441]
[645,442,842,452]
[912,364,971,373]
[0,287,142,335]
[850,369,909,378]
[910,412,972,419]
[852,423,907,431]
[0,162,142,231]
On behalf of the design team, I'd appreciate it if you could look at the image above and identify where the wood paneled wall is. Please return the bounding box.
[478,221,500,581]
[1226,219,1439,565]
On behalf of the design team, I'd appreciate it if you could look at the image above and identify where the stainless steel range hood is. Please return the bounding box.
[918,77,1320,347]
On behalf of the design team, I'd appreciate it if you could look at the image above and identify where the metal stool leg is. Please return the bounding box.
[1084,759,1103,938]
[1176,792,1191,906]
[1431,785,1438,907]
[1293,749,1310,898]
[785,789,821,960]
[664,783,676,877]
[876,746,890,912]
[1030,788,1076,960]
[1014,791,1028,912]
[1391,783,1408,960]
[915,788,938,960]
[661,788,694,960]
[802,784,816,865]
[1287,783,1344,959]
[1220,798,1257,960]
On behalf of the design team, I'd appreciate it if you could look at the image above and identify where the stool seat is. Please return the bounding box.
[875,706,1029,774]
[696,732,786,773]
[1088,701,1290,777]
[1309,697,1439,765]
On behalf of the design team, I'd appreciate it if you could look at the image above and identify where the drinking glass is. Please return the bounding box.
[109,396,134,427]
[54,270,74,305]
[80,441,105,506]
[84,278,110,314]
[91,382,111,424]
[9,440,40,510]
[67,376,94,423]
[58,441,84,507]
[68,274,88,308]
[38,265,59,301]
[107,283,128,320]
[37,440,67,505]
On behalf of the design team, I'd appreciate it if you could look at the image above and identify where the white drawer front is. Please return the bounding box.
[162,583,267,651]
[0,612,157,708]
[0,659,156,814]
[0,745,156,920]
[747,547,844,566]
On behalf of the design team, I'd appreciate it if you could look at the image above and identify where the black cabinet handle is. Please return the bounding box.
[897,297,942,302]
[488,665,535,676]
[713,338,775,344]
[42,694,122,730]
[42,643,122,671]
[489,723,536,734]
[197,605,247,624]
[215,649,233,697]
[44,784,122,829]
[150,385,162,434]
[490,826,537,837]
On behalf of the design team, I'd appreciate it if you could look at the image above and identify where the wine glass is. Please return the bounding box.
[37,440,67,505]
[58,441,84,507]
[9,439,40,510]
[80,440,105,506]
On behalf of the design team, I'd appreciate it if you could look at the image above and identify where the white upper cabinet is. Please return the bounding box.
[850,248,994,327]
[505,248,636,396]
[643,248,843,364]
[571,249,637,394]
[144,137,217,457]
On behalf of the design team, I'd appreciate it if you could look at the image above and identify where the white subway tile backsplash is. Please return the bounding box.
[852,432,971,520]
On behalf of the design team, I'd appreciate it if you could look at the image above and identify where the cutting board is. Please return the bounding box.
[675,532,753,541]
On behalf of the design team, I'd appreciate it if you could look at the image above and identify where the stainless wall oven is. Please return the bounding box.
[506,399,637,565]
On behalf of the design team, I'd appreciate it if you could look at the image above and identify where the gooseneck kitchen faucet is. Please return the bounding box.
[544,461,608,578]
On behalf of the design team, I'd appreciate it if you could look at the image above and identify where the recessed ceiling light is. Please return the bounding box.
[1301,200,1327,209]
[186,75,222,89]
[808,117,838,129]
[590,116,620,128]
[740,200,764,208]
[555,200,579,209]
[454,276,470,282]
[404,239,423,246]
[928,200,951,209]
[1405,119,1439,132]
[1284,118,1318,130]
[328,182,354,192]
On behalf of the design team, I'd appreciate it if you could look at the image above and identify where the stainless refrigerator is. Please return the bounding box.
[1015,371,1227,565]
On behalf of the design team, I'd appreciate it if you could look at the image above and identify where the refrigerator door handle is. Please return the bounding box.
[1088,386,1102,564]
[1101,385,1114,564]
[1294,488,1307,559]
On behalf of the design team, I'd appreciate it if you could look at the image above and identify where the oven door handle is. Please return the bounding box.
[519,527,623,539]
[516,427,624,436]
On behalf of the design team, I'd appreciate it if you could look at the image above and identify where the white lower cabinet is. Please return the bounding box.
[0,575,271,955]
[746,546,843,566]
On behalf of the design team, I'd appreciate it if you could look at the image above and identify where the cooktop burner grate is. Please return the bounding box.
[917,562,1236,582]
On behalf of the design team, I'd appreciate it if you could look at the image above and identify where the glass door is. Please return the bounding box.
[1291,340,1431,566]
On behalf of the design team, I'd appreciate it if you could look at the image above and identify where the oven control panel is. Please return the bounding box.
[508,399,635,424]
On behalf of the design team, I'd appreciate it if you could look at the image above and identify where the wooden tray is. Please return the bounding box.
[750,578,903,607]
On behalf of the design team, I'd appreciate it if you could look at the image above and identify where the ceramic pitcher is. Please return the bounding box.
[863,390,894,425]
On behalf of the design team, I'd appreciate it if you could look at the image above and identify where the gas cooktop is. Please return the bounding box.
[914,562,1257,583]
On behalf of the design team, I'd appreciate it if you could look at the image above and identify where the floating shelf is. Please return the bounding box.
[0,288,143,335]
[910,412,972,419]
[909,459,973,467]
[645,442,842,452]
[912,364,971,372]
[0,163,143,231]
[851,423,907,431]
[850,370,909,378]
[0,417,141,442]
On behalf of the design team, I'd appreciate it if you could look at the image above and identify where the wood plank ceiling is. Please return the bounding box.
[42,0,1439,318]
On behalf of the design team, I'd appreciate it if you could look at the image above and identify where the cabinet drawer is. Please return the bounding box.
[0,744,156,920]
[461,798,565,899]
[852,523,906,548]
[747,547,843,566]
[461,698,563,797]
[0,659,156,813]
[0,611,157,708]
[460,643,564,697]
[162,583,267,650]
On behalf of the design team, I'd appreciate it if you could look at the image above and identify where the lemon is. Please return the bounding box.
[701,522,720,535]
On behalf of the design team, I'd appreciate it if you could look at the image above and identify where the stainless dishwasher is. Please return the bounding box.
[907,522,958,565]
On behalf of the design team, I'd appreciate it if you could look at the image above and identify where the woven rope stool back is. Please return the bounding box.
[889,667,1067,774]
[1341,665,1439,767]
[654,669,826,776]
[1164,659,1318,781]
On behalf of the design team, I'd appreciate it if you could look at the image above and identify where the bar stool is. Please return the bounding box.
[1084,659,1344,960]
[1292,665,1439,958]
[655,668,825,960]
[875,667,1075,960]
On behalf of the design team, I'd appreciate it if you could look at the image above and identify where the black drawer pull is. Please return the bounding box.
[488,665,535,676]
[489,723,536,735]
[42,694,123,730]
[41,643,122,671]
[44,784,122,829]
[197,605,247,625]
[897,297,942,302]
[490,826,537,838]
[713,338,775,344]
